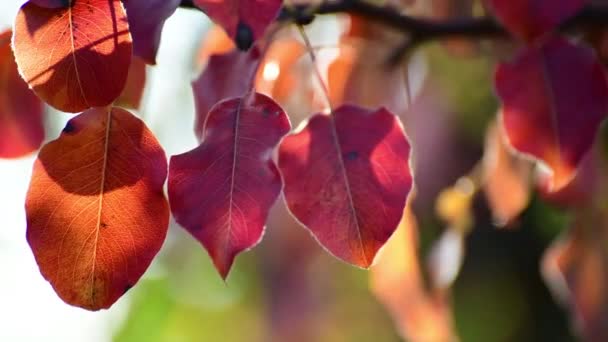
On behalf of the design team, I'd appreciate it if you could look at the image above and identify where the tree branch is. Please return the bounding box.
[179,0,608,46]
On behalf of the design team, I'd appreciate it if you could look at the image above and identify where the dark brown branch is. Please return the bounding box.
[179,0,608,45]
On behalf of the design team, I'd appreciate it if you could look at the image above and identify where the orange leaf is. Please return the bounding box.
[371,205,457,342]
[543,215,608,342]
[26,107,169,310]
[115,56,147,110]
[0,29,44,158]
[482,121,532,226]
[13,0,132,113]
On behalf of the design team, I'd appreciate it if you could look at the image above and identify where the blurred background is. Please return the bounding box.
[0,0,585,341]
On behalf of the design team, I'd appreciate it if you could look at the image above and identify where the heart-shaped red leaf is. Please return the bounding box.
[279,106,413,267]
[123,0,180,64]
[193,48,261,141]
[489,0,585,43]
[169,93,290,279]
[26,107,169,310]
[193,0,282,50]
[0,29,44,158]
[495,37,608,191]
[13,0,132,113]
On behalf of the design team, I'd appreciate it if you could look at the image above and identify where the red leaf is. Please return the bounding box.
[278,106,413,267]
[489,0,585,43]
[0,29,44,158]
[495,37,608,191]
[123,0,180,65]
[13,0,132,113]
[169,93,290,279]
[115,56,146,109]
[192,48,261,141]
[193,0,281,49]
[26,107,169,310]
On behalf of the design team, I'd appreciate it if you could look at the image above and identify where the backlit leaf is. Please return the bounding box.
[123,0,180,65]
[196,24,236,69]
[279,106,413,267]
[371,206,457,342]
[192,47,261,141]
[495,37,608,191]
[13,0,132,113]
[489,0,585,43]
[115,56,146,110]
[543,216,608,342]
[169,93,290,279]
[193,0,282,50]
[0,29,44,158]
[482,121,532,226]
[26,107,169,310]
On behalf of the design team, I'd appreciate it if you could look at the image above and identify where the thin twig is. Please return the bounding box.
[180,0,608,46]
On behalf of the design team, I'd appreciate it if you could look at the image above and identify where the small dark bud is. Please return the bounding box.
[235,21,254,51]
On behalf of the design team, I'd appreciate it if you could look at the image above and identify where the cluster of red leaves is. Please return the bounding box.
[3,2,607,332]
[7,0,413,311]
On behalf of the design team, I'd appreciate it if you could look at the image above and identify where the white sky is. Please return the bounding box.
[0,2,204,341]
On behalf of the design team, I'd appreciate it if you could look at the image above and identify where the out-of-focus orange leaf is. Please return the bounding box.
[26,107,169,310]
[255,39,307,104]
[482,121,533,226]
[13,0,132,113]
[115,56,147,110]
[0,29,44,158]
[328,40,410,115]
[543,214,608,342]
[196,25,236,69]
[371,205,457,342]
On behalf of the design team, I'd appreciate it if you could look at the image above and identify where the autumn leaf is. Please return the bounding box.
[371,205,457,342]
[169,93,291,279]
[482,121,533,226]
[13,0,132,113]
[192,47,261,141]
[489,0,585,43]
[123,0,180,65]
[495,37,608,191]
[328,41,410,116]
[543,215,608,342]
[115,56,147,110]
[196,24,236,69]
[279,105,413,267]
[26,107,169,310]
[193,0,282,50]
[0,29,44,158]
[255,38,307,106]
